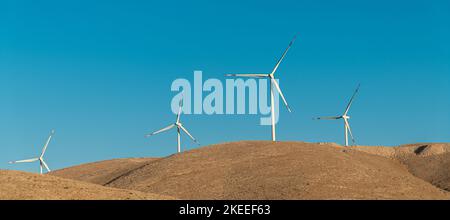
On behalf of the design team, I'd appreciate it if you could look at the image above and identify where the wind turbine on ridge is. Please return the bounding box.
[9,129,55,174]
[145,97,199,153]
[314,84,361,146]
[226,36,296,141]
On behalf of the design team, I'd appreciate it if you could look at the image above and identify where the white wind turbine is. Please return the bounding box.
[145,98,199,153]
[9,130,55,174]
[315,84,361,146]
[226,36,296,141]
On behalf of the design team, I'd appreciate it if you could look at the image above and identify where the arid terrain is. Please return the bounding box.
[43,141,450,200]
[352,143,450,192]
[2,141,449,200]
[0,170,173,200]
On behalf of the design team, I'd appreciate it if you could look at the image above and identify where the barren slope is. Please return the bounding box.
[0,170,173,200]
[352,143,450,191]
[52,141,449,200]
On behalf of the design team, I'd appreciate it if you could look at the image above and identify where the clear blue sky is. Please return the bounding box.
[1,0,449,172]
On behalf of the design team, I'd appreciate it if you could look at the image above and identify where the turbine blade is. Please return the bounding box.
[344,119,356,144]
[145,124,175,137]
[344,83,361,115]
[41,159,51,172]
[271,36,296,75]
[9,158,39,164]
[176,98,183,123]
[41,129,55,157]
[179,125,199,144]
[225,74,269,78]
[271,79,291,112]
[315,116,341,120]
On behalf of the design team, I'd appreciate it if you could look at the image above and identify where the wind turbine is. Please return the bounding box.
[226,36,296,141]
[145,98,199,153]
[9,129,55,174]
[315,84,361,146]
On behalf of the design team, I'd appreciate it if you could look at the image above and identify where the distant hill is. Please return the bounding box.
[51,158,158,185]
[352,143,450,192]
[51,141,450,199]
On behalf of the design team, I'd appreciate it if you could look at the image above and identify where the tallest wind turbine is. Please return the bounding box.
[226,36,296,141]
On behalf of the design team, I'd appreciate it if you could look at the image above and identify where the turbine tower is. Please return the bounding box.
[315,84,360,146]
[145,98,199,153]
[9,129,55,174]
[226,36,295,141]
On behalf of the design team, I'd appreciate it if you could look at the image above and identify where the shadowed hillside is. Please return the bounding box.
[352,143,450,192]
[51,141,450,200]
[51,158,158,185]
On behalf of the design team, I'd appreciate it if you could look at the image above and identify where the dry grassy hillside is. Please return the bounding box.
[51,141,450,200]
[0,170,173,200]
[352,143,450,192]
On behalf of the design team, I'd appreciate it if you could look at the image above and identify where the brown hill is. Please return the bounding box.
[352,143,450,192]
[0,170,173,200]
[51,141,450,200]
